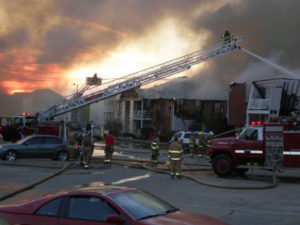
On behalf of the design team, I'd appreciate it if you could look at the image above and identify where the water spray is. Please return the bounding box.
[240,47,300,79]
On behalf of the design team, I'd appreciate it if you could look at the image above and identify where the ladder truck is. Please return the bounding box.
[37,35,243,121]
[2,34,243,141]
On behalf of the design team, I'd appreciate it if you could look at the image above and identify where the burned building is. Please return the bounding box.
[116,88,227,136]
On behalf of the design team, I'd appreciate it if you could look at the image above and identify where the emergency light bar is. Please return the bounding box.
[251,121,267,126]
[21,112,30,116]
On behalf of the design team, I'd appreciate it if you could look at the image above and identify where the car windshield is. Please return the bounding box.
[109,190,178,220]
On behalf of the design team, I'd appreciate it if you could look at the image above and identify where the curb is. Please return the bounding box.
[0,162,64,169]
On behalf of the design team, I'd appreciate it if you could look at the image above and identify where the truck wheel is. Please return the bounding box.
[5,150,18,161]
[57,151,69,161]
[212,154,233,177]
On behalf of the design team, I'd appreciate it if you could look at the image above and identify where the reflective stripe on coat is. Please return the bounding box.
[169,142,183,161]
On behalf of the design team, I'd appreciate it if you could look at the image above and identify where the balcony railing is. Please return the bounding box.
[248,98,271,110]
[133,110,152,119]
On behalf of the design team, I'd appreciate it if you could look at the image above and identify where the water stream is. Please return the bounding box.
[241,48,300,79]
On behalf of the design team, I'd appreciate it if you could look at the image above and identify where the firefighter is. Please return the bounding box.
[67,133,76,160]
[76,133,84,166]
[150,134,160,166]
[82,131,93,169]
[11,123,21,143]
[189,133,197,158]
[207,131,214,145]
[168,134,184,179]
[104,130,115,166]
[198,131,205,158]
[204,131,214,158]
[221,30,231,42]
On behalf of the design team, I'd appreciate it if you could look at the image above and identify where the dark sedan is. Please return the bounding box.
[0,186,229,225]
[0,135,69,161]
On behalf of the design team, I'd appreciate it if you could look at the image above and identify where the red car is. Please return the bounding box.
[0,186,228,225]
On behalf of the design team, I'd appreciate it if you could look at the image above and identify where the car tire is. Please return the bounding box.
[212,154,233,177]
[4,150,18,161]
[57,151,69,161]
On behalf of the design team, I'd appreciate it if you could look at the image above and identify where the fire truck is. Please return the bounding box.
[0,75,103,142]
[210,78,300,176]
[0,113,65,142]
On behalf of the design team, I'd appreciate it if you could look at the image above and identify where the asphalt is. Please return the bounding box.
[0,140,300,225]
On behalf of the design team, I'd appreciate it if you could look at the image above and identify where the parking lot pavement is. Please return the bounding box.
[1,141,300,225]
[0,164,58,199]
[0,158,300,225]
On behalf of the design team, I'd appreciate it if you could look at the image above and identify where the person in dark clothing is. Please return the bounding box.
[82,132,93,169]
[104,130,115,166]
[221,30,231,42]
[150,135,160,166]
[11,124,21,143]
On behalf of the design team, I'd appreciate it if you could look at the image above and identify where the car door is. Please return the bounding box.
[21,136,44,158]
[42,136,63,158]
[58,196,121,225]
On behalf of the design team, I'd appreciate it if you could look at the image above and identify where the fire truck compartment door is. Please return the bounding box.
[283,131,300,168]
[265,129,284,169]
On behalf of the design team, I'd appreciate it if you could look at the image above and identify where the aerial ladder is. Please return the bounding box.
[38,36,243,120]
[70,73,102,100]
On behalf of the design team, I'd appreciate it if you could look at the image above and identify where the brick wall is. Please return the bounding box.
[228,82,246,127]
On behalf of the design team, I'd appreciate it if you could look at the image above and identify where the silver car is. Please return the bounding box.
[0,135,69,161]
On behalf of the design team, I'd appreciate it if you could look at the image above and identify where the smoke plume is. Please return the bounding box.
[0,0,299,97]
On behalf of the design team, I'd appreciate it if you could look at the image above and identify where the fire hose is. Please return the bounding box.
[107,158,278,190]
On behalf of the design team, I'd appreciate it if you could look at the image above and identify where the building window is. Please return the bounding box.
[214,103,221,116]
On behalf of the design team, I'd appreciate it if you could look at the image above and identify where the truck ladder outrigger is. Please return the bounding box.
[39,36,243,120]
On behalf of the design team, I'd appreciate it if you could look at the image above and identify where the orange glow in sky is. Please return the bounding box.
[2,81,36,94]
[0,8,209,96]
[0,48,66,95]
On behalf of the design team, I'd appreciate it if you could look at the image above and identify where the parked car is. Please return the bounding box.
[169,131,209,153]
[0,186,228,225]
[169,131,199,152]
[0,135,69,161]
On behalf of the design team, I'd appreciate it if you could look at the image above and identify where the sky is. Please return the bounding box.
[0,0,300,97]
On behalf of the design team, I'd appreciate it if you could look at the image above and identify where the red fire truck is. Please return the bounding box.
[210,78,300,176]
[0,113,65,142]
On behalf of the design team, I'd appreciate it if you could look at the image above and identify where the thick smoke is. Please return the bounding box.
[142,0,300,99]
[0,0,299,96]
